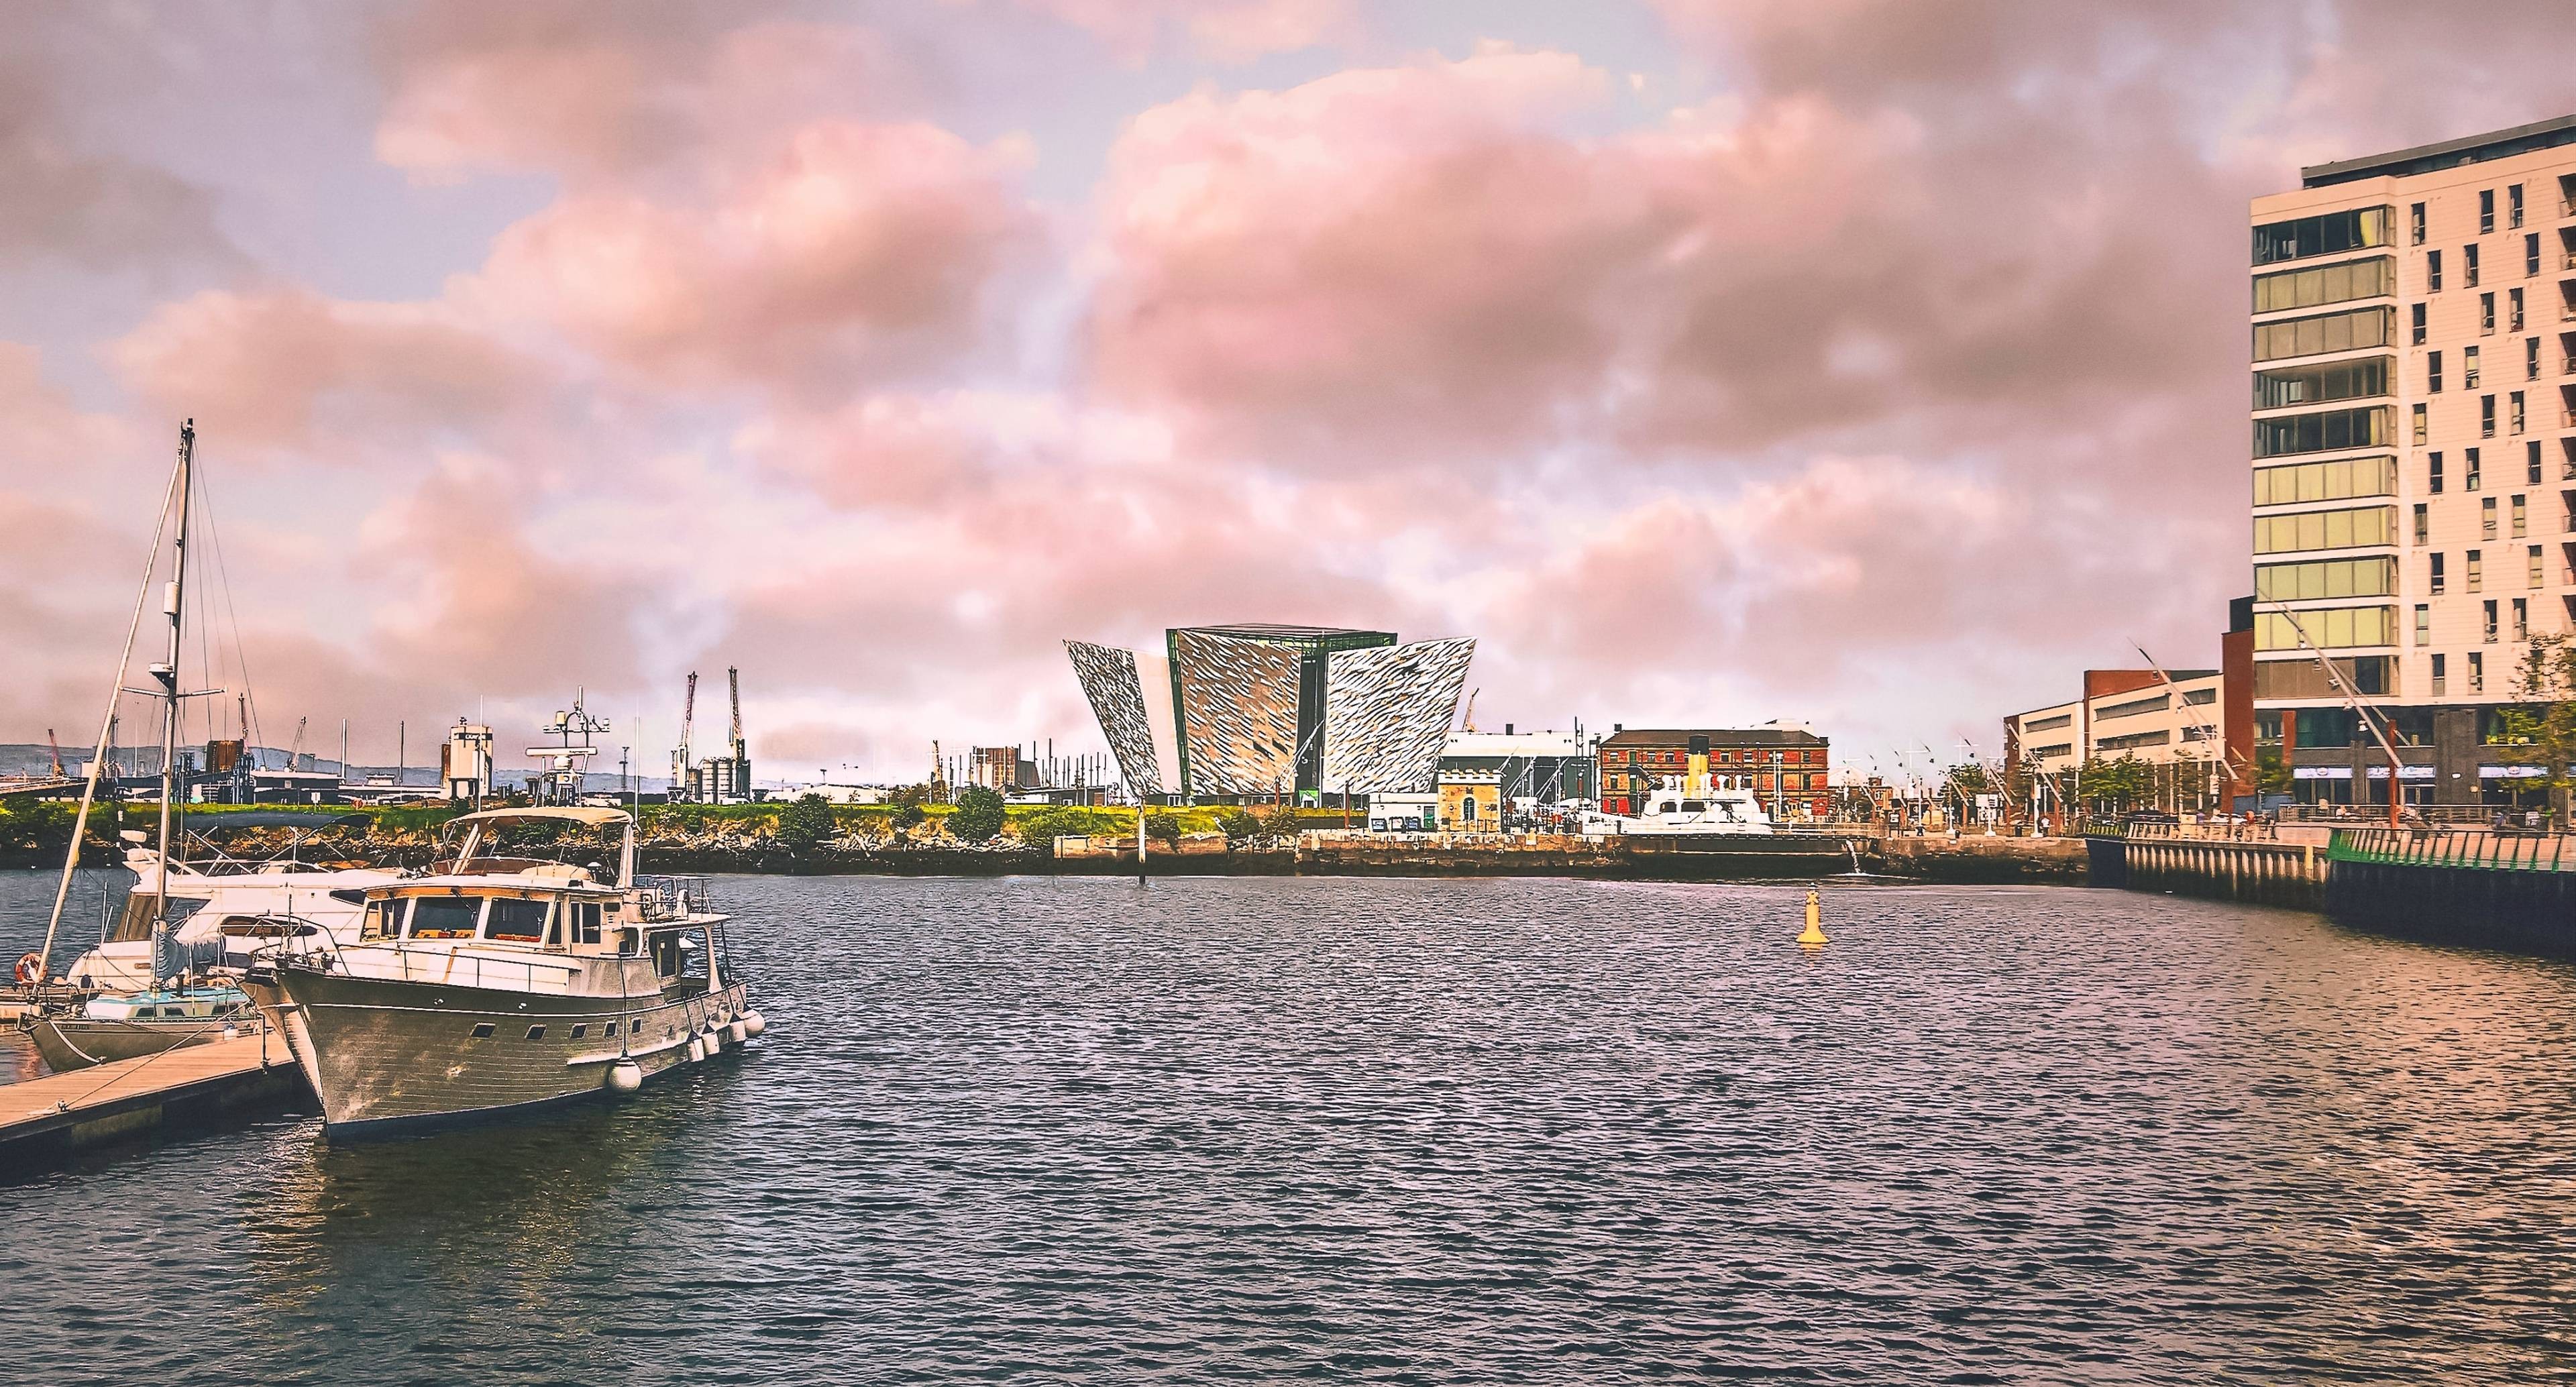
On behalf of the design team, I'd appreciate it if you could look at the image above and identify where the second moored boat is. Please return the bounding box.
[242,806,763,1136]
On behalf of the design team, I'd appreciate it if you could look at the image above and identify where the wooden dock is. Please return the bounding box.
[0,1033,306,1178]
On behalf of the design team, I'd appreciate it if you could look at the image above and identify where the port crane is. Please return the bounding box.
[46,728,62,779]
[673,671,698,801]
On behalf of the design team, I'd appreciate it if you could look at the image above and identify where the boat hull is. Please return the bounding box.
[241,963,751,1135]
[21,1014,241,1072]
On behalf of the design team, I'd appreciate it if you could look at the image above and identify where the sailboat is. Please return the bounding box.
[19,421,274,1072]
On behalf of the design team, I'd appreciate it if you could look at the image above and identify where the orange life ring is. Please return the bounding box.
[13,952,44,987]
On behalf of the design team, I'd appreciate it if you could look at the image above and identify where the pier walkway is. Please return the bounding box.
[0,1033,304,1178]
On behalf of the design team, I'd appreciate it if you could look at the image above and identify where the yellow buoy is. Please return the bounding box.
[1797,888,1829,947]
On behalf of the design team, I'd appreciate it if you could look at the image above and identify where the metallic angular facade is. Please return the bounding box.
[1322,639,1477,794]
[1067,622,1470,799]
[1065,640,1165,796]
[1169,630,1305,795]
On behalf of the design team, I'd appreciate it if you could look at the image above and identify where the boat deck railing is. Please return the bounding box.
[321,946,588,994]
[633,874,714,922]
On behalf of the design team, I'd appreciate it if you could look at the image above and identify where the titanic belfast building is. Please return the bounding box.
[1067,623,1476,801]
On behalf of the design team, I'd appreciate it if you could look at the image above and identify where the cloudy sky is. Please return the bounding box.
[7,1,2576,783]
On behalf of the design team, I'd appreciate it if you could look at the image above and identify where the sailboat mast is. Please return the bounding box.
[151,421,195,988]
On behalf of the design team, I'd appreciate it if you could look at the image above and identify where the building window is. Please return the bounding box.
[2428,451,2444,492]
[2510,184,2525,229]
[2430,551,2447,594]
[2411,201,2427,245]
[2253,305,2396,362]
[2483,394,2498,437]
[2252,357,2392,410]
[2414,604,2430,645]
[2413,502,2429,544]
[2512,288,2526,331]
[2472,651,2486,691]
[2252,606,2398,651]
[2483,292,2497,333]
[2470,548,2484,591]
[2253,207,2390,265]
[2465,345,2481,386]
[2532,545,2546,589]
[2465,243,2480,287]
[2429,248,2443,292]
[2432,653,2447,696]
[2255,556,2398,601]
[2481,190,2496,234]
[2530,336,2542,380]
[2253,258,2394,313]
[2428,350,2444,393]
[2530,440,2544,484]
[2253,455,2398,505]
[2467,447,2481,490]
[2528,232,2542,277]
[2413,403,2428,443]
[2516,598,2529,639]
[2251,405,2392,458]
[2514,493,2528,537]
[2254,506,2397,554]
[2512,391,2526,434]
[2484,496,2498,539]
[2483,600,2499,642]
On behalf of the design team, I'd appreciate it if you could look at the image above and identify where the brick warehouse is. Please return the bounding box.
[1597,727,1831,820]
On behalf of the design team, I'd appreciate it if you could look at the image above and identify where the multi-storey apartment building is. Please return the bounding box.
[2250,117,2576,808]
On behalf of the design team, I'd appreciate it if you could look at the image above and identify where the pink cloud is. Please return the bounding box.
[985,0,1357,64]
[109,287,548,456]
[474,119,1038,392]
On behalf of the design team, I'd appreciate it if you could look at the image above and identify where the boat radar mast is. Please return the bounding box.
[530,693,612,806]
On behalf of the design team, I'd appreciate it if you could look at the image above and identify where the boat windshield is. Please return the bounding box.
[484,898,551,945]
[409,898,480,940]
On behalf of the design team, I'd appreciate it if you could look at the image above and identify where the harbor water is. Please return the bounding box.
[3,871,2573,1383]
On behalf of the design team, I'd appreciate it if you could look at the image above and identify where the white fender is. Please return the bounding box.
[685,1037,706,1063]
[741,1010,766,1038]
[606,1058,644,1093]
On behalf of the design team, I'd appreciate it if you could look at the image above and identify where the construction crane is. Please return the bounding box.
[47,728,62,779]
[673,671,698,801]
[288,716,309,770]
[724,666,749,802]
[727,666,744,759]
[1460,687,1479,733]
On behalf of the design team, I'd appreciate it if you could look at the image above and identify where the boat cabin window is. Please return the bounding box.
[650,931,683,979]
[360,900,402,941]
[408,897,481,940]
[572,901,602,946]
[1680,800,1708,814]
[484,897,553,945]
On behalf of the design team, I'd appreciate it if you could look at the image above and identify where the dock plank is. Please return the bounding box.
[1,1034,299,1154]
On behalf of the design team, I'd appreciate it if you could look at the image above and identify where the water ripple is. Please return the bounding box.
[4,873,2575,1383]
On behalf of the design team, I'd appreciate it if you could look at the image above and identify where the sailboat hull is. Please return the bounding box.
[21,1015,237,1072]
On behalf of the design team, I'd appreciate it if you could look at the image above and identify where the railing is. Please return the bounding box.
[633,874,714,922]
[2125,820,2280,842]
[2278,803,2497,825]
[319,945,586,995]
[2332,826,2576,871]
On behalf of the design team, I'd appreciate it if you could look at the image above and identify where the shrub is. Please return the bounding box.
[1260,802,1304,838]
[892,803,926,830]
[1217,808,1260,842]
[951,785,1007,842]
[1143,811,1183,847]
[775,793,837,852]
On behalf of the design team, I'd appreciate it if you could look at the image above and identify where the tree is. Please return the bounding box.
[1144,811,1183,847]
[775,793,837,853]
[2254,744,2294,797]
[2076,755,2153,815]
[892,802,927,832]
[1216,808,1261,843]
[950,785,1006,842]
[2510,634,2576,818]
[1260,801,1303,838]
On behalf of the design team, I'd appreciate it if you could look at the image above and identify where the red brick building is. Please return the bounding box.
[1597,727,1832,820]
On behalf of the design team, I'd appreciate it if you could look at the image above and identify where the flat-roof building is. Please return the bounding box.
[2249,116,2576,806]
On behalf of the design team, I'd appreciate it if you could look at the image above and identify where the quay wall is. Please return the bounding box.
[2094,834,2327,911]
[2324,858,2576,956]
